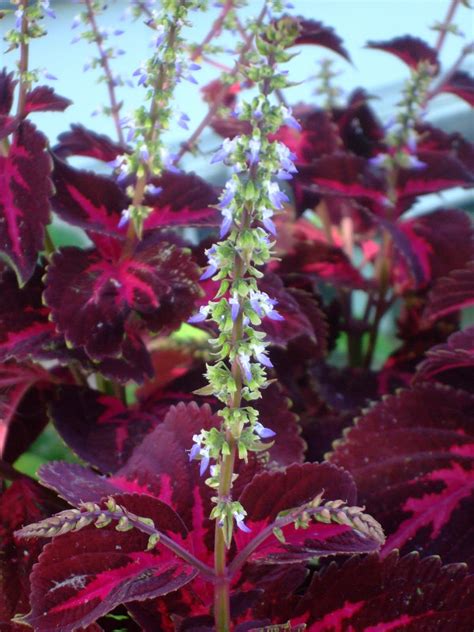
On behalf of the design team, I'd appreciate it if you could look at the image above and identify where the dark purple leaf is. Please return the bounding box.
[24,86,72,114]
[416,327,474,382]
[396,151,474,201]
[292,17,351,62]
[143,171,220,229]
[0,362,51,462]
[0,68,16,116]
[334,89,385,158]
[53,124,126,161]
[286,552,474,629]
[43,235,201,361]
[51,155,128,236]
[416,122,474,175]
[23,495,196,632]
[0,121,52,285]
[234,463,383,564]
[438,70,474,107]
[424,262,474,321]
[366,36,439,73]
[329,383,474,567]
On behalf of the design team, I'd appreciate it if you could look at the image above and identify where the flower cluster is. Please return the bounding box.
[187,17,300,541]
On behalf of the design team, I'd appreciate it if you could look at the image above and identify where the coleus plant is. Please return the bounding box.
[0,0,474,630]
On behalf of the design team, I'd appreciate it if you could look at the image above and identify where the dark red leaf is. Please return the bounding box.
[50,385,159,473]
[438,70,474,107]
[288,552,474,629]
[143,171,220,229]
[416,122,474,175]
[51,155,128,236]
[366,36,439,73]
[0,68,16,116]
[396,151,474,201]
[0,121,52,285]
[416,327,474,382]
[424,262,474,321]
[299,152,387,204]
[334,89,385,158]
[43,235,201,361]
[53,124,126,161]
[24,86,72,114]
[329,383,474,567]
[292,17,351,62]
[0,362,51,462]
[24,495,196,632]
[234,463,383,564]
[0,264,57,362]
[0,479,63,628]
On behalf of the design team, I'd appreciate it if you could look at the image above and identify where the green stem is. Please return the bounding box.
[16,0,29,119]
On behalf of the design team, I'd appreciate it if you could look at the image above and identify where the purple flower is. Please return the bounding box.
[281,106,302,132]
[235,512,251,533]
[211,137,239,164]
[254,422,276,439]
[267,182,289,209]
[254,344,273,368]
[261,208,276,235]
[220,207,233,238]
[229,293,240,321]
[139,146,149,162]
[71,15,81,29]
[188,443,200,461]
[239,353,252,382]
[114,29,125,36]
[268,309,284,321]
[147,184,163,197]
[219,179,238,208]
[199,450,210,476]
[247,137,261,165]
[118,208,130,229]
[368,154,387,168]
[188,305,210,323]
[406,155,426,170]
[200,264,218,281]
[178,112,190,130]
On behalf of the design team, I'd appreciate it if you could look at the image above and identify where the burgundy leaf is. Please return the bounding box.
[0,362,51,462]
[51,155,128,236]
[234,463,383,564]
[0,68,16,116]
[329,383,474,567]
[438,70,474,107]
[366,36,439,73]
[50,385,159,473]
[396,151,474,201]
[0,114,19,140]
[416,327,474,382]
[142,171,220,229]
[416,122,474,175]
[0,121,52,285]
[0,264,57,362]
[24,495,196,632]
[44,235,201,361]
[0,479,63,628]
[292,17,351,62]
[299,152,387,204]
[424,262,474,321]
[53,124,126,161]
[334,89,385,158]
[286,552,474,629]
[24,86,72,114]
[407,209,474,281]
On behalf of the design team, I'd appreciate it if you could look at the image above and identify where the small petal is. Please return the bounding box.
[254,422,276,439]
[200,264,218,281]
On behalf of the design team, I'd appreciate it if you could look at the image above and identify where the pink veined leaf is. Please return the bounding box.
[142,171,220,229]
[51,155,129,236]
[415,122,474,175]
[298,152,388,204]
[0,479,65,629]
[0,121,53,286]
[20,494,197,632]
[437,70,474,107]
[23,86,72,114]
[43,233,202,361]
[0,362,52,462]
[278,552,474,629]
[53,124,127,161]
[396,151,474,202]
[233,463,383,565]
[291,17,351,62]
[329,383,474,567]
[424,262,474,321]
[0,264,58,363]
[366,36,439,74]
[0,68,17,115]
[415,327,474,382]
